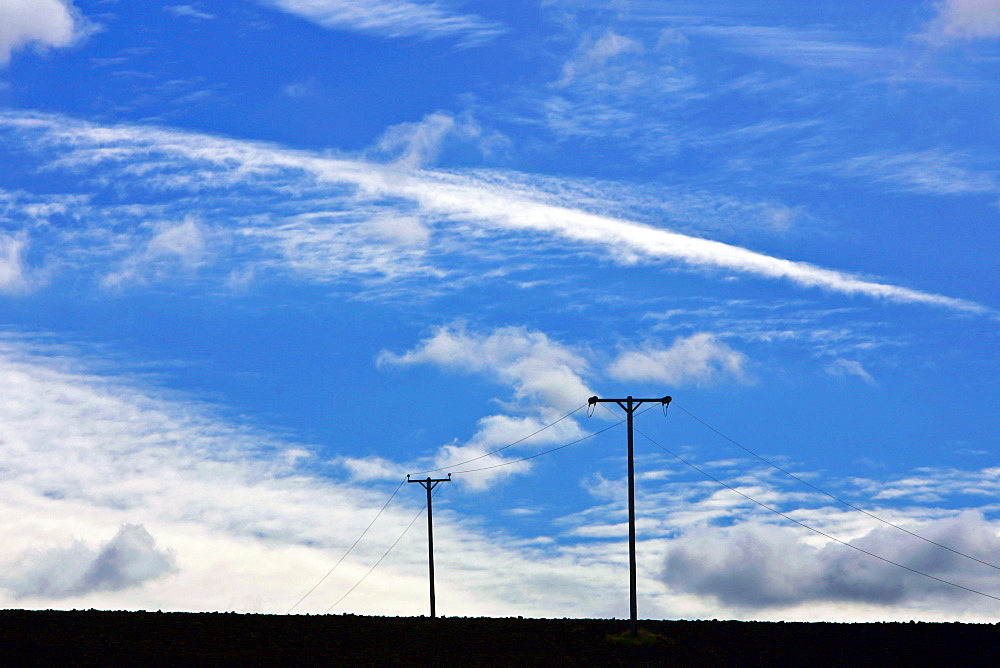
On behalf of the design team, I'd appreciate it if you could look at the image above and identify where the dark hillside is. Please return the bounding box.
[1,610,996,666]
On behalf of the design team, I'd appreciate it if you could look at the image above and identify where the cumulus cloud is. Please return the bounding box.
[0,0,84,67]
[918,0,1000,44]
[378,325,596,489]
[335,455,402,482]
[663,511,1000,609]
[379,324,594,411]
[253,0,504,45]
[4,524,176,599]
[608,333,749,386]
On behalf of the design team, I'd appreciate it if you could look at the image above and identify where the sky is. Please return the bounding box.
[0,0,998,623]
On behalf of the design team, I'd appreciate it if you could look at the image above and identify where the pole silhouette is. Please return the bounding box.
[407,474,451,618]
[588,394,671,637]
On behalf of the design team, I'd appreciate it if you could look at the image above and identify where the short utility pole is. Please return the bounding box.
[588,394,671,638]
[407,473,451,618]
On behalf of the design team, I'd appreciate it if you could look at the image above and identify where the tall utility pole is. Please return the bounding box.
[407,473,451,618]
[588,394,671,637]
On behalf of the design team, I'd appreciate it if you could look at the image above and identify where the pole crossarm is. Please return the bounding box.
[407,474,451,618]
[587,394,671,638]
[407,475,452,490]
[588,395,672,409]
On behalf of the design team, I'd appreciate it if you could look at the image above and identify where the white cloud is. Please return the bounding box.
[102,217,207,289]
[826,358,876,385]
[282,77,316,98]
[378,325,597,489]
[4,524,176,599]
[428,412,590,490]
[373,110,508,169]
[0,233,39,294]
[696,24,895,73]
[918,0,1000,44]
[0,0,84,67]
[839,149,999,196]
[253,0,504,44]
[367,213,431,247]
[375,111,466,169]
[608,333,749,386]
[525,27,695,148]
[379,324,594,411]
[556,30,644,87]
[241,211,441,287]
[165,5,216,21]
[335,455,402,482]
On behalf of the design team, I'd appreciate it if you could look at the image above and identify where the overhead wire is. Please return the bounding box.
[293,398,1000,615]
[625,411,1000,604]
[323,484,444,614]
[675,402,1000,573]
[408,403,588,475]
[290,405,597,614]
[286,477,407,614]
[445,406,655,475]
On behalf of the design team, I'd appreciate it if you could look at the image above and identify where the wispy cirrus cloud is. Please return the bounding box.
[826,358,876,386]
[102,217,209,289]
[0,111,988,314]
[372,110,509,169]
[0,233,43,295]
[165,5,216,21]
[838,149,1000,195]
[252,0,504,45]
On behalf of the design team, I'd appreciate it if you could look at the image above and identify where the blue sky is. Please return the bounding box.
[0,0,998,621]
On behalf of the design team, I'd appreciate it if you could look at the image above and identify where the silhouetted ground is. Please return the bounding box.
[1,610,997,666]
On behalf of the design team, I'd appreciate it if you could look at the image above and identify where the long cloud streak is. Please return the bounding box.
[1,111,987,314]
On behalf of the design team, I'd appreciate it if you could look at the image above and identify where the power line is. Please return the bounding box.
[446,404,663,476]
[292,405,597,614]
[675,403,1000,573]
[632,420,1000,604]
[409,403,588,475]
[447,418,625,475]
[313,408,639,615]
[286,478,407,614]
[323,487,441,614]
